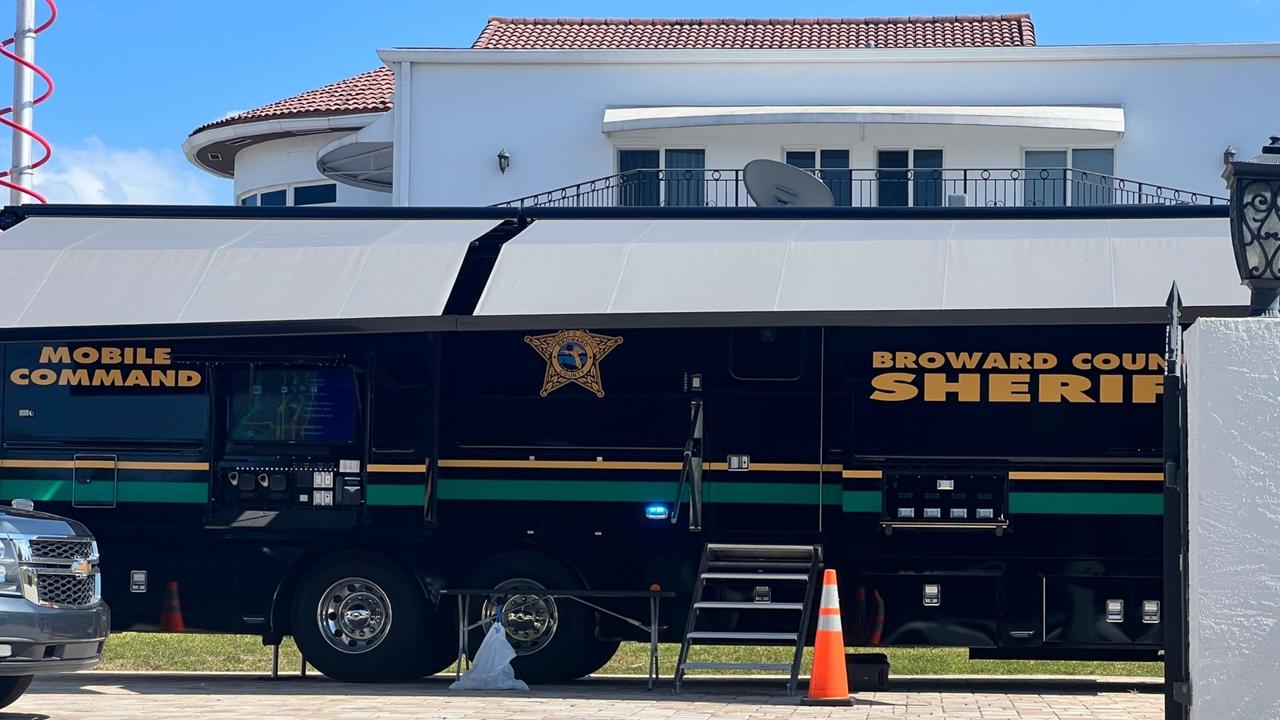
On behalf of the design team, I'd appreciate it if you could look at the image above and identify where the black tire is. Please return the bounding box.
[568,637,621,678]
[0,675,32,710]
[291,553,428,683]
[463,550,595,683]
[408,600,460,678]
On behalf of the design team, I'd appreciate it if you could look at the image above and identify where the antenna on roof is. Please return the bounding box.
[1,0,56,205]
[743,159,834,208]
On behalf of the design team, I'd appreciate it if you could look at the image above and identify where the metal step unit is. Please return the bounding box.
[674,543,823,695]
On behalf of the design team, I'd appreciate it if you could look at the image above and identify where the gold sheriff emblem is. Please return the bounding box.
[525,330,623,398]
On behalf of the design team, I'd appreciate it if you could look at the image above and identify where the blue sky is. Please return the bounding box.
[16,0,1277,204]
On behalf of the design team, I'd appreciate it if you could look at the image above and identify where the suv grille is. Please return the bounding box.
[30,539,93,561]
[36,573,95,608]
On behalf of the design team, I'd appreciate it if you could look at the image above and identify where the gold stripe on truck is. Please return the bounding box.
[704,462,844,472]
[437,459,683,471]
[0,459,210,471]
[1008,471,1163,482]
[367,464,429,473]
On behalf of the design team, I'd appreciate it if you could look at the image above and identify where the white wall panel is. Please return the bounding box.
[403,49,1280,206]
[1187,318,1280,719]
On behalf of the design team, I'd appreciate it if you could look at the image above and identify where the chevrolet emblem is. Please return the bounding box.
[71,560,91,576]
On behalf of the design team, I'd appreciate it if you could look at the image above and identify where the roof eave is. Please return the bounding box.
[378,42,1280,65]
[182,112,387,178]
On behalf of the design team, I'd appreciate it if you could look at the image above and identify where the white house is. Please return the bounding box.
[183,15,1280,208]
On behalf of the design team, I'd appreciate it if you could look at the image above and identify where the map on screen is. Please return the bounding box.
[229,368,356,444]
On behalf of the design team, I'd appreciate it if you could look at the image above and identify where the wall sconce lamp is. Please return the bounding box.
[497,149,511,174]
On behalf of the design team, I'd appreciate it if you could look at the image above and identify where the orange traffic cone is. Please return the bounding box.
[803,569,851,705]
[159,581,185,633]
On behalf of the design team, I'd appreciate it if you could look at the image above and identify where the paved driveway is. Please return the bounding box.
[8,673,1162,720]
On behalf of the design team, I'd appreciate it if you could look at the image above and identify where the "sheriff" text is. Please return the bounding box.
[869,350,1164,404]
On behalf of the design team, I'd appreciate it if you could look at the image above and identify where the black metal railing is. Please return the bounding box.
[498,167,1226,209]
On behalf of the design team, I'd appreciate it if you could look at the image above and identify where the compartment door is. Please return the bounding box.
[703,327,824,536]
[864,572,1001,647]
[1044,575,1163,645]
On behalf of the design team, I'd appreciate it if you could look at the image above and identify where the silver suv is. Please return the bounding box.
[0,500,109,709]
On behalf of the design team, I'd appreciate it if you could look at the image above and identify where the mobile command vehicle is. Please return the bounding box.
[0,203,1244,683]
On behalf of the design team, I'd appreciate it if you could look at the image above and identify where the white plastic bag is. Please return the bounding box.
[449,621,530,691]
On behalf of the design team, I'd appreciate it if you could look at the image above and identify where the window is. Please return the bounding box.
[238,183,338,208]
[616,148,705,207]
[1070,149,1115,206]
[877,149,944,207]
[730,327,805,381]
[259,189,287,207]
[370,365,429,454]
[786,149,852,206]
[1024,149,1115,207]
[664,149,706,207]
[2,345,208,445]
[293,183,337,206]
[1024,150,1068,207]
[618,149,660,207]
[912,149,944,208]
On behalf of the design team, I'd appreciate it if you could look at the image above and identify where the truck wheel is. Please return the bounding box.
[569,637,622,678]
[408,604,460,677]
[291,553,426,682]
[0,675,32,709]
[464,550,594,683]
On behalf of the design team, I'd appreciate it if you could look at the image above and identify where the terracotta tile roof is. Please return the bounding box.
[473,15,1036,50]
[192,67,394,134]
[193,15,1034,137]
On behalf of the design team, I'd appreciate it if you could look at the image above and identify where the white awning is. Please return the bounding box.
[474,217,1243,316]
[317,112,394,191]
[602,105,1125,134]
[0,216,501,328]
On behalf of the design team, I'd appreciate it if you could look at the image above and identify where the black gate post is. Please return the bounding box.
[1163,284,1191,719]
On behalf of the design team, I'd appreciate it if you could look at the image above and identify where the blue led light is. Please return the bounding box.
[645,504,669,520]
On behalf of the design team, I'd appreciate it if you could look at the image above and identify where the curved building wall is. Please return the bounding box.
[234,133,390,206]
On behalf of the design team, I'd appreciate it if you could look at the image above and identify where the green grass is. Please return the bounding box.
[606,643,1161,677]
[99,633,1162,678]
[101,633,304,672]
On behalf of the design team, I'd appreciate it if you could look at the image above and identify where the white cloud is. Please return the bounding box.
[34,136,226,205]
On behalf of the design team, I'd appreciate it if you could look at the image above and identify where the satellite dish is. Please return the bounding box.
[743,159,835,208]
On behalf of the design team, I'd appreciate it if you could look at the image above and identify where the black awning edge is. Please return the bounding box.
[0,201,1228,231]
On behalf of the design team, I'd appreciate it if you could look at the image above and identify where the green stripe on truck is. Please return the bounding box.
[1008,491,1162,515]
[0,478,1163,515]
[365,484,426,506]
[436,478,869,509]
[0,479,206,504]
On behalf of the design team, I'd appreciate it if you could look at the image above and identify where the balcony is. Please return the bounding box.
[498,167,1225,209]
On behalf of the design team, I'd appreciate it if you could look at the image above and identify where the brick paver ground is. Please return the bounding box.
[11,673,1163,720]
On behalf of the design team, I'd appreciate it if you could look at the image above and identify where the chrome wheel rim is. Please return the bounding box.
[317,577,392,654]
[480,578,558,655]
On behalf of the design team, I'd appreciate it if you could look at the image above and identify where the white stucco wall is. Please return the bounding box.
[392,45,1280,206]
[234,133,389,206]
[1186,318,1280,719]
